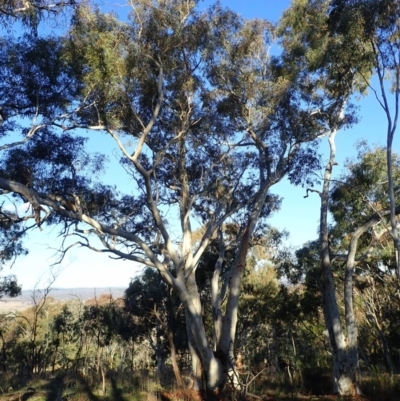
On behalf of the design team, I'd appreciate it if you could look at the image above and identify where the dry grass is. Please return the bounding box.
[1,372,399,401]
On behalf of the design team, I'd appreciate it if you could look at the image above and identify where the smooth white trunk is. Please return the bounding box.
[178,273,223,391]
[185,305,203,389]
[320,126,358,396]
[211,234,225,349]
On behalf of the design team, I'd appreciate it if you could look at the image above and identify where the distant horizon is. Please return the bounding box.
[0,287,127,312]
[0,287,127,298]
[17,286,128,293]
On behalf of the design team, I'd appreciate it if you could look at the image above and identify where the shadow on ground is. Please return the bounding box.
[20,388,36,401]
[110,376,128,401]
[42,372,101,401]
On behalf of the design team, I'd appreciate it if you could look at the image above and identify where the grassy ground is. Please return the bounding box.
[0,388,376,401]
[1,373,399,401]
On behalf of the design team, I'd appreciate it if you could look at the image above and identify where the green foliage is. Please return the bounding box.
[331,144,400,226]
[1,0,400,397]
[81,299,134,347]
[0,275,21,298]
[279,0,369,97]
[124,267,187,365]
[329,145,400,271]
[65,7,131,130]
[0,0,77,32]
[0,36,79,128]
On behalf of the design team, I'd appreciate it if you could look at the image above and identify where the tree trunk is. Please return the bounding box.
[386,145,400,278]
[331,348,358,395]
[97,350,106,396]
[181,273,223,392]
[211,232,225,350]
[218,226,249,389]
[152,317,165,380]
[166,296,183,387]
[185,317,203,390]
[322,264,357,395]
[319,125,358,395]
[101,365,106,396]
[218,186,270,389]
[371,36,400,278]
[167,324,183,387]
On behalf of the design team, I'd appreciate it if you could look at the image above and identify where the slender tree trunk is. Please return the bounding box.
[166,296,183,387]
[319,127,358,395]
[101,365,106,396]
[155,319,165,380]
[218,185,270,388]
[373,38,400,277]
[218,224,250,388]
[167,324,183,387]
[211,232,225,350]
[386,145,400,277]
[97,350,106,396]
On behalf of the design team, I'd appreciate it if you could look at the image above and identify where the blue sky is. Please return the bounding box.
[1,0,398,290]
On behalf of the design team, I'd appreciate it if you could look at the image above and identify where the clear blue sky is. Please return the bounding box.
[1,0,397,290]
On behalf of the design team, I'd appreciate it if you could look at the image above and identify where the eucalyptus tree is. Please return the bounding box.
[280,145,400,394]
[200,8,326,388]
[0,0,328,391]
[299,0,400,393]
[278,0,369,395]
[329,146,400,376]
[0,0,82,298]
[327,153,400,391]
[328,0,400,276]
[0,0,78,30]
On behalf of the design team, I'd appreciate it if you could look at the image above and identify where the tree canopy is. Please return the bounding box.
[1,0,400,397]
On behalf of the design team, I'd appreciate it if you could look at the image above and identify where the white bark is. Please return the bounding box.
[319,126,358,396]
[372,38,400,277]
[185,307,203,390]
[217,193,264,387]
[211,230,225,349]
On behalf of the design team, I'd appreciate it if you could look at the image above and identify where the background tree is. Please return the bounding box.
[124,267,186,386]
[329,145,400,377]
[329,0,400,277]
[78,296,132,396]
[0,0,78,31]
[278,0,372,394]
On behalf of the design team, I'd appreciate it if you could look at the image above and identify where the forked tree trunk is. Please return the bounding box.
[319,126,359,396]
[185,312,223,392]
[218,224,250,389]
[179,272,223,392]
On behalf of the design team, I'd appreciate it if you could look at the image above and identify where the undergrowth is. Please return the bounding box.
[1,369,400,401]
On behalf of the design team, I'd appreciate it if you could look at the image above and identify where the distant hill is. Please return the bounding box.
[0,287,126,312]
